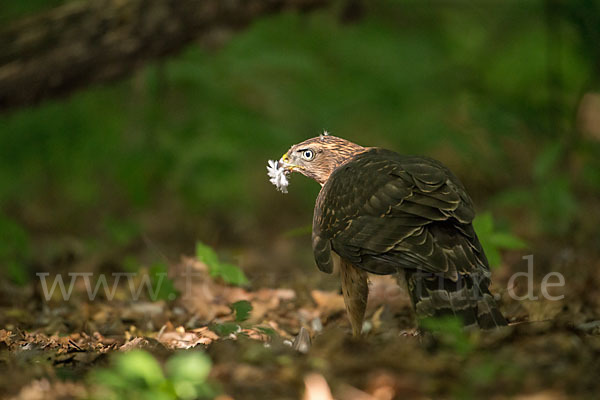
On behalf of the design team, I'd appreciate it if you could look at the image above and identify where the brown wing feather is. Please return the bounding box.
[312,148,488,281]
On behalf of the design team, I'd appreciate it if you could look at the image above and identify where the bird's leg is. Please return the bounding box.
[340,259,369,337]
[394,271,419,335]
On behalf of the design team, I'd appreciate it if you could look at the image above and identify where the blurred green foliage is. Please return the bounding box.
[196,242,248,286]
[473,212,527,268]
[456,355,525,399]
[491,141,579,235]
[1,0,599,282]
[0,0,69,23]
[209,300,273,337]
[149,263,180,301]
[90,350,218,400]
[231,300,253,322]
[209,321,240,337]
[420,316,474,356]
[0,215,30,285]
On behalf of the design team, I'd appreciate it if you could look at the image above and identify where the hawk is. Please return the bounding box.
[270,133,507,336]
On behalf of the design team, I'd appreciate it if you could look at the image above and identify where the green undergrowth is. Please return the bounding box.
[89,350,219,400]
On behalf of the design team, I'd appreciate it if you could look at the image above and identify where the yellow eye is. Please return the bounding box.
[302,149,315,161]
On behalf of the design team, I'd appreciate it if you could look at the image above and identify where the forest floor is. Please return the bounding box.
[1,237,600,400]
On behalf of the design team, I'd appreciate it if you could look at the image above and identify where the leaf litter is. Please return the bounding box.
[1,243,600,399]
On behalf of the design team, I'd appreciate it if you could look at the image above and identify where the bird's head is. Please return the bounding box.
[279,133,365,185]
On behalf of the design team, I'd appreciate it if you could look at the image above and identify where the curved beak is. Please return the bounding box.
[279,152,301,173]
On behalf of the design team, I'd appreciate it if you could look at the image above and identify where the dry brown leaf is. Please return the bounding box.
[190,326,220,341]
[0,329,11,344]
[240,328,271,342]
[311,290,345,316]
[155,324,230,348]
[171,256,245,321]
[158,330,206,349]
[171,255,297,328]
[246,288,295,322]
[119,337,150,351]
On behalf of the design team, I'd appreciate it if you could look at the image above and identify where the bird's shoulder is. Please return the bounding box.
[315,147,474,224]
[311,147,482,274]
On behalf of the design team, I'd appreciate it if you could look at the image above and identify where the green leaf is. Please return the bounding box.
[195,242,248,286]
[219,263,249,286]
[231,300,253,322]
[115,350,165,386]
[489,232,527,250]
[485,246,502,269]
[89,350,217,400]
[256,326,276,336]
[210,322,240,336]
[150,263,180,301]
[473,212,494,234]
[195,242,220,271]
[474,212,526,268]
[166,351,212,384]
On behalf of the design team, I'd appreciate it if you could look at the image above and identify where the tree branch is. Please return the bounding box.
[0,0,330,111]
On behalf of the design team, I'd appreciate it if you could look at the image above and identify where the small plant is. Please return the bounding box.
[89,350,218,400]
[208,300,274,339]
[473,212,527,268]
[209,300,254,337]
[231,300,253,322]
[195,242,248,286]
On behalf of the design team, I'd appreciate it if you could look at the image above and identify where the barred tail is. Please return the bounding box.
[404,270,507,329]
